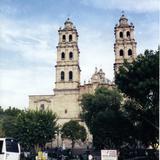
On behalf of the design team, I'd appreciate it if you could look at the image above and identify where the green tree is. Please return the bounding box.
[93,110,134,149]
[115,50,158,109]
[123,100,158,149]
[61,120,87,149]
[4,107,22,117]
[14,110,57,151]
[115,49,159,148]
[81,87,133,149]
[1,107,22,137]
[0,106,3,115]
[0,106,4,137]
[81,87,122,130]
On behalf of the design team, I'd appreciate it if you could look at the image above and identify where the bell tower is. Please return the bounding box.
[54,18,80,94]
[114,13,137,74]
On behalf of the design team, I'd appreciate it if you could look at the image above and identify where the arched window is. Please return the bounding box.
[119,32,123,38]
[69,71,73,81]
[119,49,124,56]
[40,104,45,111]
[69,35,72,42]
[128,49,132,56]
[69,52,73,60]
[61,52,65,60]
[62,35,66,42]
[61,71,65,80]
[127,31,130,38]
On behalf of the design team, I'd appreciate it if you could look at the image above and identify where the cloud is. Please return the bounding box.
[0,3,18,16]
[0,18,115,109]
[0,18,59,66]
[0,0,159,109]
[0,18,58,109]
[79,26,114,82]
[0,67,54,109]
[80,0,160,12]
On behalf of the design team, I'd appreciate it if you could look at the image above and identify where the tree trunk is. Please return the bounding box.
[71,140,75,149]
[34,144,40,153]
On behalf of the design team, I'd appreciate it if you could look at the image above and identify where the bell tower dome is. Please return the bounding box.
[54,18,80,95]
[114,13,137,74]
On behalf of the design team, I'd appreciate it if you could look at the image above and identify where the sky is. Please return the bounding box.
[0,0,159,109]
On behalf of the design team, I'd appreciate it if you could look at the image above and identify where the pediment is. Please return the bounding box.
[34,99,51,103]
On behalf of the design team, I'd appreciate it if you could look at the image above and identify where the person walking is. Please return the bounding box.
[88,153,93,160]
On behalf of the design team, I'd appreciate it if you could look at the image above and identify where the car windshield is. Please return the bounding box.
[0,141,3,153]
[6,139,19,153]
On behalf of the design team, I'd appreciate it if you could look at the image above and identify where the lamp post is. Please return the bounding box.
[55,127,61,147]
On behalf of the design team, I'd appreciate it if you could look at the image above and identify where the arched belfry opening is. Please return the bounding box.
[62,35,66,42]
[69,52,73,60]
[69,35,72,42]
[69,71,73,81]
[61,52,65,60]
[128,49,132,56]
[119,32,123,38]
[127,31,130,38]
[61,71,65,81]
[119,49,124,56]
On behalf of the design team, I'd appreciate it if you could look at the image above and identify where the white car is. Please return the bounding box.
[0,138,21,160]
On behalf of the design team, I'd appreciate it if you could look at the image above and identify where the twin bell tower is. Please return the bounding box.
[29,14,137,127]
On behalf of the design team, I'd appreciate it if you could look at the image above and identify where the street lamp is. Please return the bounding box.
[55,127,61,147]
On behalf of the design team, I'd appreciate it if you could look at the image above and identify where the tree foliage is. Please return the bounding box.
[115,49,159,148]
[81,87,122,131]
[0,107,5,137]
[115,50,158,109]
[0,107,58,151]
[14,110,57,151]
[92,110,134,149]
[123,100,158,149]
[81,87,133,149]
[61,120,87,149]
[0,107,22,137]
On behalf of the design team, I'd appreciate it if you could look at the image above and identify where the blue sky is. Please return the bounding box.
[0,0,159,109]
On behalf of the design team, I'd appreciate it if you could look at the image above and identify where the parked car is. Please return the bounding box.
[0,137,21,160]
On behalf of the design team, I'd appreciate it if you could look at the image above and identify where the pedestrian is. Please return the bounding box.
[79,154,83,160]
[61,154,65,160]
[88,153,93,160]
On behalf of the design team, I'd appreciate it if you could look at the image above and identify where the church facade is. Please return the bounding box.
[29,14,137,126]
